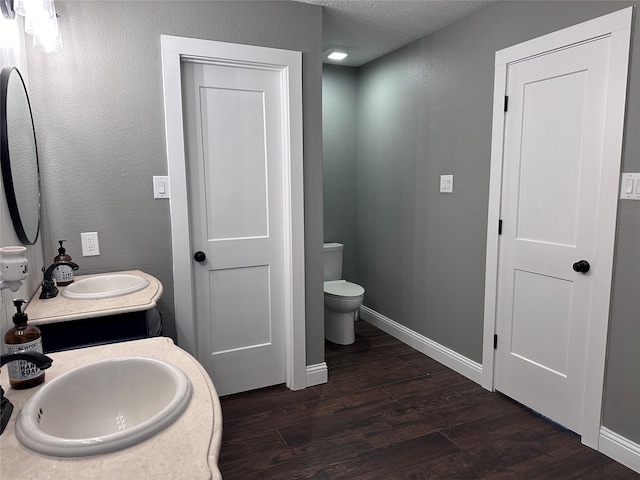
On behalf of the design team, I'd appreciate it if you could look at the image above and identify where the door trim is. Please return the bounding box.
[160,35,307,391]
[482,7,632,448]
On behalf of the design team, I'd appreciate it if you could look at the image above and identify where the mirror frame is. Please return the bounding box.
[0,66,41,245]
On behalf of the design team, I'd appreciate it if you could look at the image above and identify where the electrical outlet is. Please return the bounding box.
[440,174,454,193]
[81,232,100,256]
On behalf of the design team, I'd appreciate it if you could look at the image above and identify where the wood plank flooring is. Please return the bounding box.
[218,320,639,479]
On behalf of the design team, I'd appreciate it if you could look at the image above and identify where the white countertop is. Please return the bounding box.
[0,337,223,480]
[25,270,163,326]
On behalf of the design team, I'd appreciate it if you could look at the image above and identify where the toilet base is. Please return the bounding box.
[324,308,356,345]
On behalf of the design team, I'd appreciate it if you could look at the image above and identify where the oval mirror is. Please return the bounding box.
[0,67,41,245]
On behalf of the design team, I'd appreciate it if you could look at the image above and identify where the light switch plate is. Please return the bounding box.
[620,173,640,200]
[153,176,171,199]
[440,174,453,193]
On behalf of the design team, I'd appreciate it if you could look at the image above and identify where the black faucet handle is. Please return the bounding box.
[39,280,58,299]
[1,386,14,436]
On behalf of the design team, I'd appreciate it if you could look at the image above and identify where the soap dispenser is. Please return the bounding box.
[52,240,74,286]
[3,299,45,389]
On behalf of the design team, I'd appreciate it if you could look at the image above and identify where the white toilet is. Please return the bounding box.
[323,243,365,345]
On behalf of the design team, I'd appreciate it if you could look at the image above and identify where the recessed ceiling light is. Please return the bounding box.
[323,45,354,62]
[327,51,348,61]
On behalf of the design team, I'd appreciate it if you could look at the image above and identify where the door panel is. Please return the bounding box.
[210,265,272,354]
[182,61,285,396]
[511,270,572,376]
[515,71,587,246]
[496,38,610,433]
[201,87,269,240]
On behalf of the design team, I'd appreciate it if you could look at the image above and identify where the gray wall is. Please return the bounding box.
[322,64,358,282]
[24,0,326,365]
[351,1,640,440]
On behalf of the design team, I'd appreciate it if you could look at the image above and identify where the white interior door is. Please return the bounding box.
[495,36,616,433]
[181,61,286,396]
[161,36,307,395]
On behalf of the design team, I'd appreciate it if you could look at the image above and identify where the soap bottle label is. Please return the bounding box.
[53,265,74,283]
[4,338,44,382]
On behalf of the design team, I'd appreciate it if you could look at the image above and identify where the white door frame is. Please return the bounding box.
[482,7,632,448]
[160,35,307,391]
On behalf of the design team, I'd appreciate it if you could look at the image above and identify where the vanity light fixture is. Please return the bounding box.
[0,1,15,20]
[323,45,354,62]
[0,2,20,51]
[3,0,62,53]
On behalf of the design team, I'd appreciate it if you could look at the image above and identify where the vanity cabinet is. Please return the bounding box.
[25,270,164,354]
[38,308,162,353]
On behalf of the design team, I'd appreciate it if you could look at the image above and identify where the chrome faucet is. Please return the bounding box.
[39,261,79,299]
[0,351,53,435]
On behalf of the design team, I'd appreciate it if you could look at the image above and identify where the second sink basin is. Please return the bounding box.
[15,357,193,457]
[62,274,149,299]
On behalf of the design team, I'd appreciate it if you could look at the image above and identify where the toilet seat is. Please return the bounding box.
[324,280,364,298]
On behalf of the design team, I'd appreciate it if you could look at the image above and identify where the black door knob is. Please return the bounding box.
[572,260,590,273]
[193,251,206,262]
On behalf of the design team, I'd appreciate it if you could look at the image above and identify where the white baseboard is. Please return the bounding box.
[306,362,328,387]
[599,427,640,474]
[360,305,483,385]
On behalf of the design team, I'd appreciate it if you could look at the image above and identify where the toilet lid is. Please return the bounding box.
[324,280,365,297]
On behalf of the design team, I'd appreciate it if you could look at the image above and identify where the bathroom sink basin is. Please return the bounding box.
[62,274,149,299]
[15,357,192,457]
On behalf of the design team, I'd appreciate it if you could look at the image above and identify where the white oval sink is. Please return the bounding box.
[62,274,149,299]
[15,357,192,458]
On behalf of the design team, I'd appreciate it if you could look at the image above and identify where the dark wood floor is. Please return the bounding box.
[218,320,640,479]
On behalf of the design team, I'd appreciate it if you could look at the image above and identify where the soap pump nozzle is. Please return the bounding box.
[12,299,27,325]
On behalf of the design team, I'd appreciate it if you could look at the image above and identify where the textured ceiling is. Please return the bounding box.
[296,0,496,67]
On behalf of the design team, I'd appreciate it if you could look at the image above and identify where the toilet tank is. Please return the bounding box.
[323,243,343,281]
